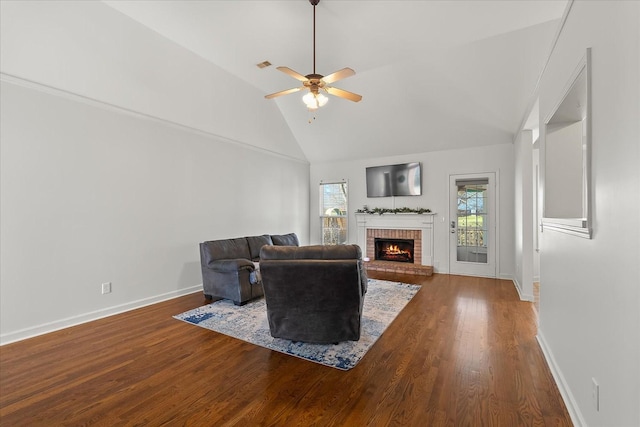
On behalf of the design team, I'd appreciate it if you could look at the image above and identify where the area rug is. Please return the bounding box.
[174,279,420,370]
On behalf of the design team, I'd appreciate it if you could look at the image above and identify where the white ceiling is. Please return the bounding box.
[103,0,567,164]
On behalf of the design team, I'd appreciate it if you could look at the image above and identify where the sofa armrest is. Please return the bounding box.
[207,258,254,272]
[358,259,368,294]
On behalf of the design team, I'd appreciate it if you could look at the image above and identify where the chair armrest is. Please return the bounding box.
[207,258,254,272]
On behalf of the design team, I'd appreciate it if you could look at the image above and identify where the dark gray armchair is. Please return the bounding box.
[259,244,368,344]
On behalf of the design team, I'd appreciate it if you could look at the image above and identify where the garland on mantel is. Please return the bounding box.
[355,207,432,215]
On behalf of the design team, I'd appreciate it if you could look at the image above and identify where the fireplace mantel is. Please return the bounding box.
[355,213,435,267]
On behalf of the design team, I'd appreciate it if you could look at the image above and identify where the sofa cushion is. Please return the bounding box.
[203,237,251,264]
[271,233,299,246]
[260,244,361,261]
[208,258,254,272]
[246,234,273,261]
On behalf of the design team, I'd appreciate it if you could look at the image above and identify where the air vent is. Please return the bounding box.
[256,61,272,69]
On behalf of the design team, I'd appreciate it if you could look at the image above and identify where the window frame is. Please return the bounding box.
[319,180,348,245]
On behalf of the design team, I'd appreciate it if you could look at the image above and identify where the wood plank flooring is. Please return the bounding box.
[0,273,572,426]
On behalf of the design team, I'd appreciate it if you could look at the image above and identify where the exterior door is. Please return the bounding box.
[449,173,496,277]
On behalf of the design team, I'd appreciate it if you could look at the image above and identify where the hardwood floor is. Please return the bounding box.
[0,273,572,426]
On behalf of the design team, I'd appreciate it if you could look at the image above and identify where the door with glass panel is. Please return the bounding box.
[449,173,496,277]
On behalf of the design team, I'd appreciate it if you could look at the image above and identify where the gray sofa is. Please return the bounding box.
[259,244,368,344]
[199,233,299,305]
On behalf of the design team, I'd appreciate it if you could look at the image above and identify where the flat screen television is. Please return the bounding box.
[366,162,422,197]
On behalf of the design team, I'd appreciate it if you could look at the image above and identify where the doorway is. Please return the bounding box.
[449,173,497,277]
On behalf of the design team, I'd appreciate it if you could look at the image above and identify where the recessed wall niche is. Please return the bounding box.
[542,48,592,238]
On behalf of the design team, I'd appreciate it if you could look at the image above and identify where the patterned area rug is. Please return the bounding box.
[174,279,420,370]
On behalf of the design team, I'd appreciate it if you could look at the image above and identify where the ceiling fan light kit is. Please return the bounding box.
[303,91,328,110]
[265,0,362,112]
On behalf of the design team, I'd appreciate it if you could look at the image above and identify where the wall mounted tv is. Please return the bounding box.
[366,162,422,197]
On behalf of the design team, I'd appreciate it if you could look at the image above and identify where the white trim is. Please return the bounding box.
[495,169,501,278]
[499,273,513,281]
[0,285,202,346]
[512,277,523,297]
[537,331,586,427]
[0,72,309,165]
[511,278,534,302]
[541,218,591,238]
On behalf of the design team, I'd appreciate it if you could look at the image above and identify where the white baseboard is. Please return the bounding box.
[511,278,534,302]
[0,285,202,346]
[512,277,523,298]
[536,331,586,427]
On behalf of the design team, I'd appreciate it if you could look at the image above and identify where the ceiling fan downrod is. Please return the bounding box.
[311,0,319,75]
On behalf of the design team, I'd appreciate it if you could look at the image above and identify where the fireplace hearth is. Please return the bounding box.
[375,238,414,263]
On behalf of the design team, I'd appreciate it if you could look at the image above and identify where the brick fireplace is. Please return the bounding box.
[356,213,435,276]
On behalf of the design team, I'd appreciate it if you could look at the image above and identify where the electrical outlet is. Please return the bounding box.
[101,282,112,295]
[591,377,599,411]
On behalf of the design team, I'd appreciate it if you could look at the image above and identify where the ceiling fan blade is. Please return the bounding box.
[325,86,362,103]
[264,86,303,99]
[321,67,356,85]
[277,66,309,82]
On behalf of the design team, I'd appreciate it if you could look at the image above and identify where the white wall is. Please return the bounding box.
[514,130,534,300]
[0,1,309,343]
[536,2,639,426]
[545,120,585,218]
[532,146,540,282]
[0,0,305,161]
[310,144,515,278]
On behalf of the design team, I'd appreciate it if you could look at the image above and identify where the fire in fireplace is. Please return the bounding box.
[374,238,414,263]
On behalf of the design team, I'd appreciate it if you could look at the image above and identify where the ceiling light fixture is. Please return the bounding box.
[264,0,362,111]
[302,91,328,110]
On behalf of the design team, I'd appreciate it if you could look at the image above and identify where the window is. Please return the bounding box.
[456,179,489,263]
[320,181,347,245]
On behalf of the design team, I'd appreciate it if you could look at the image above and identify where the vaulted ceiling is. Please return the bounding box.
[103,0,567,164]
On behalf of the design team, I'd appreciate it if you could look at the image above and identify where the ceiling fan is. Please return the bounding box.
[265,0,362,110]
